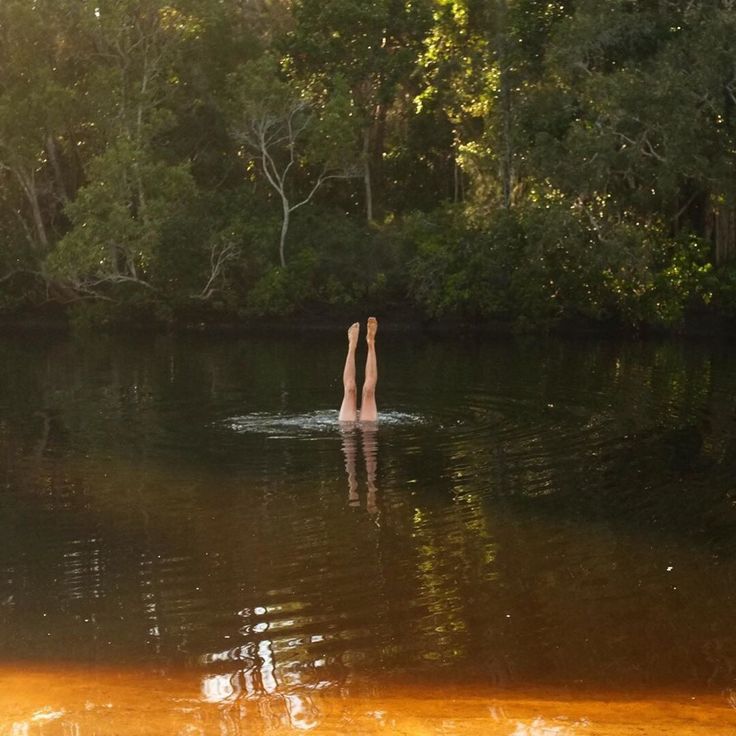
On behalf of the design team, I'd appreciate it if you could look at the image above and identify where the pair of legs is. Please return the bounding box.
[339,317,378,422]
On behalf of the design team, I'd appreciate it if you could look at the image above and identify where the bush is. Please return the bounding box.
[406,207,519,320]
[404,200,715,329]
[245,210,404,316]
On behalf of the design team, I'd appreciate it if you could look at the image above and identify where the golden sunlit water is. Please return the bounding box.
[1,333,736,733]
[2,665,736,734]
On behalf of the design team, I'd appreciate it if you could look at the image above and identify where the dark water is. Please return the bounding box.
[1,332,736,704]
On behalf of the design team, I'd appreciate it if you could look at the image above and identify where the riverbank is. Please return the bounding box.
[0,307,734,341]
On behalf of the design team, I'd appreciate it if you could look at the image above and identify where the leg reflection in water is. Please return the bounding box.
[339,317,379,512]
[341,423,379,514]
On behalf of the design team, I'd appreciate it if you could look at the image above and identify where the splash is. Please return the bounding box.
[226,410,424,437]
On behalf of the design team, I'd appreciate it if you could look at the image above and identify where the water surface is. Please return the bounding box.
[1,332,736,732]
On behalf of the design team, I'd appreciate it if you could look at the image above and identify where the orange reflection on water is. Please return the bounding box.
[1,664,736,735]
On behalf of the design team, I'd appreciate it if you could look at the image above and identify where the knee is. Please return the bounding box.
[344,382,357,397]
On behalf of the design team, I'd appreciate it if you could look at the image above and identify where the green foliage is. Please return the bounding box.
[406,202,598,324]
[700,264,736,320]
[245,210,398,316]
[227,55,290,121]
[597,229,712,327]
[406,208,515,319]
[246,253,318,317]
[305,75,360,169]
[0,0,735,332]
[47,139,196,291]
[406,199,714,328]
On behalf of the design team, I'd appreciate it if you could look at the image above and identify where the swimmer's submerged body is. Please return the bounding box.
[339,317,378,423]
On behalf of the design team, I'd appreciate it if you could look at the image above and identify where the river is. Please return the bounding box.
[1,331,735,734]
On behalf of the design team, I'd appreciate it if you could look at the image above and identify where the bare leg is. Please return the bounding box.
[360,317,378,422]
[339,322,359,422]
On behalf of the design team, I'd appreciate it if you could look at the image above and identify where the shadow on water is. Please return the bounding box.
[2,333,736,732]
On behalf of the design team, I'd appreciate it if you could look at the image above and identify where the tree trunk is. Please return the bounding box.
[499,73,513,209]
[14,167,49,252]
[46,135,69,203]
[453,150,462,203]
[371,104,387,218]
[11,205,36,249]
[279,199,290,268]
[496,0,513,210]
[710,198,736,265]
[363,128,373,223]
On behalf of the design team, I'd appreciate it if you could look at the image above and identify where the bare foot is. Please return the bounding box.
[366,316,377,344]
[348,322,359,348]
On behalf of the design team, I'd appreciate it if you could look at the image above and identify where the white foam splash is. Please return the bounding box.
[226,410,424,437]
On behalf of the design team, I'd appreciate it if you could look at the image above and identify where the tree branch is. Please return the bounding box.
[641,133,666,163]
[195,241,238,300]
[0,268,46,285]
[290,167,360,212]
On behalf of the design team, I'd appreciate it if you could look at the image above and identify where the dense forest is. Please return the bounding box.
[1,0,736,330]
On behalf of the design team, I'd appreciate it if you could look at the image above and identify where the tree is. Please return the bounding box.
[286,0,432,222]
[47,139,196,298]
[538,0,736,261]
[418,0,574,215]
[228,56,359,268]
[0,0,81,257]
[44,0,202,300]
